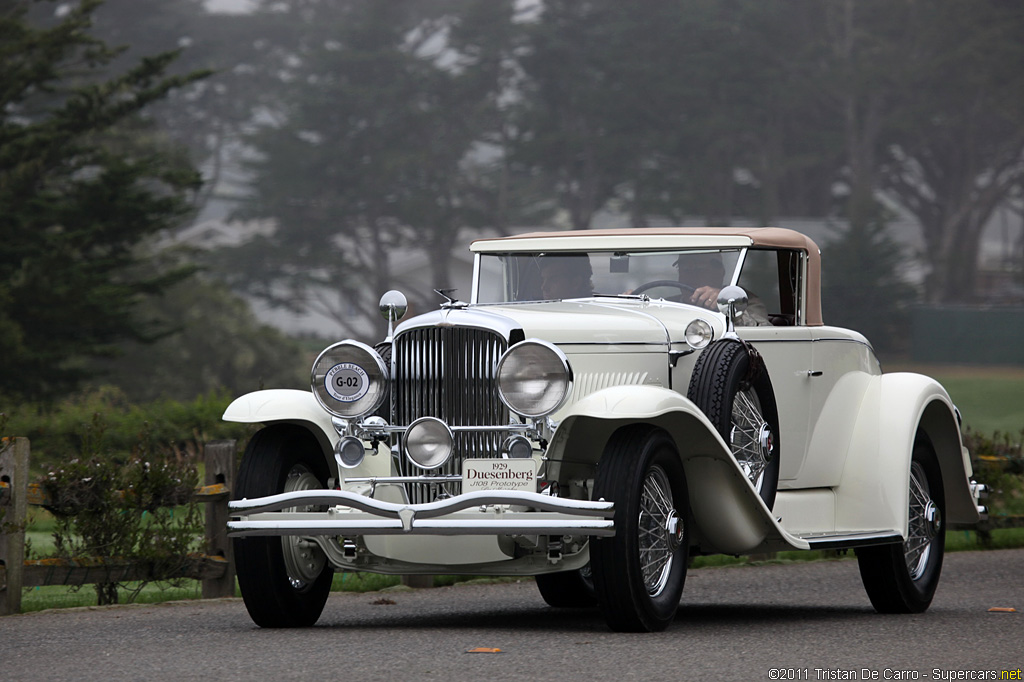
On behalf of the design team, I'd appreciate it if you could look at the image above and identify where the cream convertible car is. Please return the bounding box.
[225,227,985,632]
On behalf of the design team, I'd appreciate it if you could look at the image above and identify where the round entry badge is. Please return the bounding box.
[325,363,370,403]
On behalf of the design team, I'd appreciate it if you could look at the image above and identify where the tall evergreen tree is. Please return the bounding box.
[0,0,209,402]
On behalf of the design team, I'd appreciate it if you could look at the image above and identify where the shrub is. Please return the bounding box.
[38,416,204,605]
[2,387,252,474]
[963,427,1024,516]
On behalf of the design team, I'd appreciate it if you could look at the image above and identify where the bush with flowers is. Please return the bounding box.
[38,415,203,605]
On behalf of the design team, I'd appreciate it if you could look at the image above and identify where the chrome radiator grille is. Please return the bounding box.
[392,326,510,502]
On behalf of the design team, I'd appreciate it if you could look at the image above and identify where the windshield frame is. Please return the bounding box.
[471,247,748,305]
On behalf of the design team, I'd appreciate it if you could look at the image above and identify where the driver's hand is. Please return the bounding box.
[691,286,720,309]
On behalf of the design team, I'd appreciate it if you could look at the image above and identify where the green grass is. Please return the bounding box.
[887,364,1024,435]
[20,581,204,614]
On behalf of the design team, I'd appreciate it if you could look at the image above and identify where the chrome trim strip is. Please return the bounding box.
[344,475,462,484]
[743,336,878,352]
[228,516,616,537]
[358,424,533,435]
[470,252,481,303]
[580,302,672,344]
[799,530,902,549]
[730,247,748,287]
[228,489,615,537]
[556,341,669,348]
[229,488,614,519]
[395,308,522,341]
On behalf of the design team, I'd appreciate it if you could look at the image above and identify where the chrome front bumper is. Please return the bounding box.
[228,489,616,537]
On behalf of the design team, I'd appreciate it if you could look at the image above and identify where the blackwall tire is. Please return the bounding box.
[855,439,946,613]
[591,426,689,632]
[233,425,334,628]
[687,338,781,509]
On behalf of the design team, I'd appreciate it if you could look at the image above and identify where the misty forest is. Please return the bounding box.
[2,0,1023,405]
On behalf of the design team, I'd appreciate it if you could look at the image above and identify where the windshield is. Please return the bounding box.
[474,249,744,304]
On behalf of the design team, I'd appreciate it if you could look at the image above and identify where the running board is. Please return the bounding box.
[796,530,903,550]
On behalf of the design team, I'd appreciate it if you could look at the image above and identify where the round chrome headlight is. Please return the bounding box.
[496,339,573,418]
[684,319,714,349]
[404,417,454,470]
[311,341,388,418]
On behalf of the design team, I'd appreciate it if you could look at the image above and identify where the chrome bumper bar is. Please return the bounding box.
[228,489,616,537]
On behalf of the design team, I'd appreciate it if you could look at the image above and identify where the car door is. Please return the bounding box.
[736,248,834,487]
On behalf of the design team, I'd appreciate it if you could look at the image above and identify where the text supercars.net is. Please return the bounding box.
[767,668,1022,680]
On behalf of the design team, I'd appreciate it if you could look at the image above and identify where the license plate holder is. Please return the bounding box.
[461,458,537,493]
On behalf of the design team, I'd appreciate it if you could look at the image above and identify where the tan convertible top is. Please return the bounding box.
[472,227,823,326]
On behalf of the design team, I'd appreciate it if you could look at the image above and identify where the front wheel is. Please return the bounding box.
[591,426,689,632]
[855,438,945,613]
[233,425,334,627]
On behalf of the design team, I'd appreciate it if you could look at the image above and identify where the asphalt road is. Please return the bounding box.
[2,549,1021,682]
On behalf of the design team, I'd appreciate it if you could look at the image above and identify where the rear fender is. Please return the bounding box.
[550,385,791,554]
[836,374,978,535]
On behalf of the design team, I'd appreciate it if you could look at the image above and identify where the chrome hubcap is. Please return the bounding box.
[638,465,681,597]
[282,464,328,589]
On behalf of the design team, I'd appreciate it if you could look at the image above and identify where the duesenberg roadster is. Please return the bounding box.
[225,227,984,632]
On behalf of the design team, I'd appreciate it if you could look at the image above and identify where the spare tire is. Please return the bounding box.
[686,339,781,509]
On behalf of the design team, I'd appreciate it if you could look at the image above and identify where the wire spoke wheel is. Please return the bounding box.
[638,466,679,596]
[855,439,946,614]
[592,426,689,632]
[730,388,772,493]
[904,461,940,580]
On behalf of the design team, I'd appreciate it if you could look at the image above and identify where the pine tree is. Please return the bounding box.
[0,0,210,402]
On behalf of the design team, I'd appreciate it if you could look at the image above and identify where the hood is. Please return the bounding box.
[394,299,724,349]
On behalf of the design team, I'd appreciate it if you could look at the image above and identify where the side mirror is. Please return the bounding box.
[717,285,748,336]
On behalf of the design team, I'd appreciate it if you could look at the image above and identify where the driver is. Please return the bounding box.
[539,254,594,299]
[676,253,770,326]
[678,253,727,310]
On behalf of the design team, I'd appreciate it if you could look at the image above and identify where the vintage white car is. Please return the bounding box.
[225,227,984,632]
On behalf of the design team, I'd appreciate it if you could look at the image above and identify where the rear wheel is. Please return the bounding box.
[535,565,597,608]
[233,425,334,628]
[591,426,689,632]
[856,439,945,613]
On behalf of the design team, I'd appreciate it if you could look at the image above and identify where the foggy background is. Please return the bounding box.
[3,0,1023,403]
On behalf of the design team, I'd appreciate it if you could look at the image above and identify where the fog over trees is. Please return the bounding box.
[2,0,1023,399]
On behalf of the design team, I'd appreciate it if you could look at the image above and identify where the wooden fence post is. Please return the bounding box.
[0,437,29,616]
[202,440,236,599]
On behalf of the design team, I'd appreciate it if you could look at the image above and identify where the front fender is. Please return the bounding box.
[223,389,337,455]
[551,385,805,554]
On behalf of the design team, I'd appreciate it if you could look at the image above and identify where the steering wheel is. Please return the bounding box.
[631,280,697,296]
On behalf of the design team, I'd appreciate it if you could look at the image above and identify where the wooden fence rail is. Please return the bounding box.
[0,438,236,616]
[3,436,1022,616]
